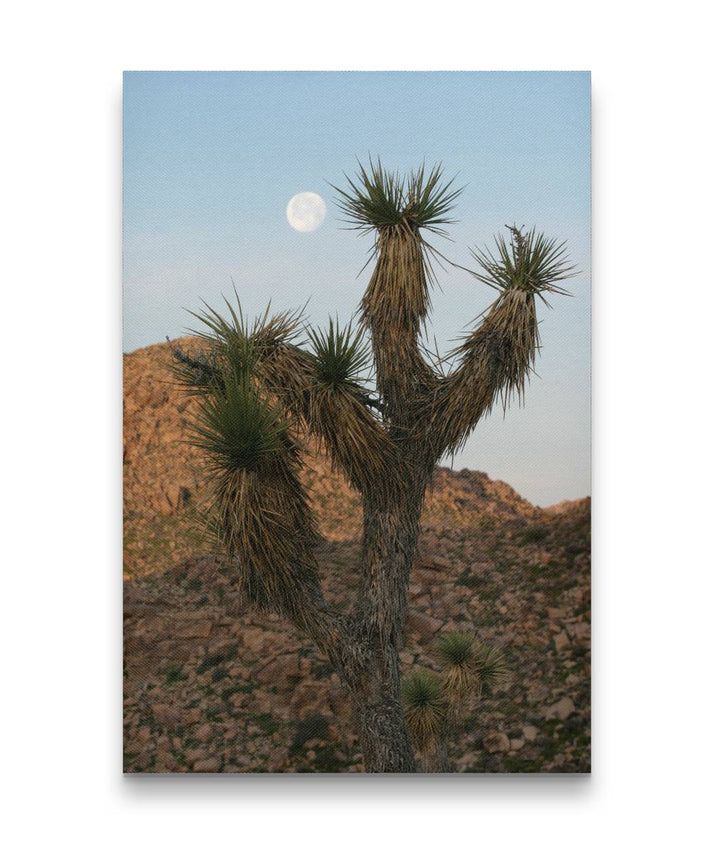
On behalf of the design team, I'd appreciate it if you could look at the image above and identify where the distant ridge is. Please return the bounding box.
[123,339,588,576]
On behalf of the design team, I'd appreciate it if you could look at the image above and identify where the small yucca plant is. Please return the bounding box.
[436,631,477,704]
[401,670,447,751]
[404,634,509,769]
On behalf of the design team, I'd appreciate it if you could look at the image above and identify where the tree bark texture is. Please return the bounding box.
[350,646,416,773]
[345,479,428,771]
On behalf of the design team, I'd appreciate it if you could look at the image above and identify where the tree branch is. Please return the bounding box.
[264,561,360,684]
[167,338,223,391]
[360,224,439,421]
[361,394,386,415]
[426,288,540,456]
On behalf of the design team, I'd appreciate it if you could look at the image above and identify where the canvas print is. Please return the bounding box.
[123,71,591,773]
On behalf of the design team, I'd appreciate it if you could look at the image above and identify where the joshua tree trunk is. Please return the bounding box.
[347,480,428,771]
[172,160,573,772]
[350,648,416,772]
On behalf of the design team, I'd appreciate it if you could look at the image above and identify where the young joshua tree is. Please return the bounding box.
[402,631,511,771]
[171,160,574,773]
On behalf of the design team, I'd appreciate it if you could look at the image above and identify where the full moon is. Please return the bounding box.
[286,191,326,232]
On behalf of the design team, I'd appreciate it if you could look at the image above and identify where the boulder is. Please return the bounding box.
[405,609,444,641]
[545,697,575,721]
[483,731,510,753]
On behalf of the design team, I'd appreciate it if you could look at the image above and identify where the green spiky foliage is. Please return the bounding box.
[473,642,511,697]
[170,161,573,774]
[170,295,310,402]
[400,634,509,767]
[334,159,461,235]
[174,292,393,496]
[190,372,289,475]
[470,225,575,298]
[436,631,477,703]
[436,630,475,666]
[307,317,371,390]
[401,670,446,750]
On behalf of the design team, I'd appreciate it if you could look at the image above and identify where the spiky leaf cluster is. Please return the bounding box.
[190,372,290,475]
[189,293,305,354]
[471,225,575,299]
[436,630,476,703]
[436,630,475,666]
[473,642,511,696]
[334,159,461,235]
[304,318,391,491]
[438,632,510,709]
[401,670,446,750]
[171,292,312,405]
[307,318,371,391]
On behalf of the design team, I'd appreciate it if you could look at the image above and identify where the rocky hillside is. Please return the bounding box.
[123,340,591,773]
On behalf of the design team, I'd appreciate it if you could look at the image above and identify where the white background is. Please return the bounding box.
[2,1,718,853]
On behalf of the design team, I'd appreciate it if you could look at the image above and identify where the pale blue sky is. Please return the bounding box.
[123,71,590,506]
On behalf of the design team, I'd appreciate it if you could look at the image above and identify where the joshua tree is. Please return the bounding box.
[171,160,574,772]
